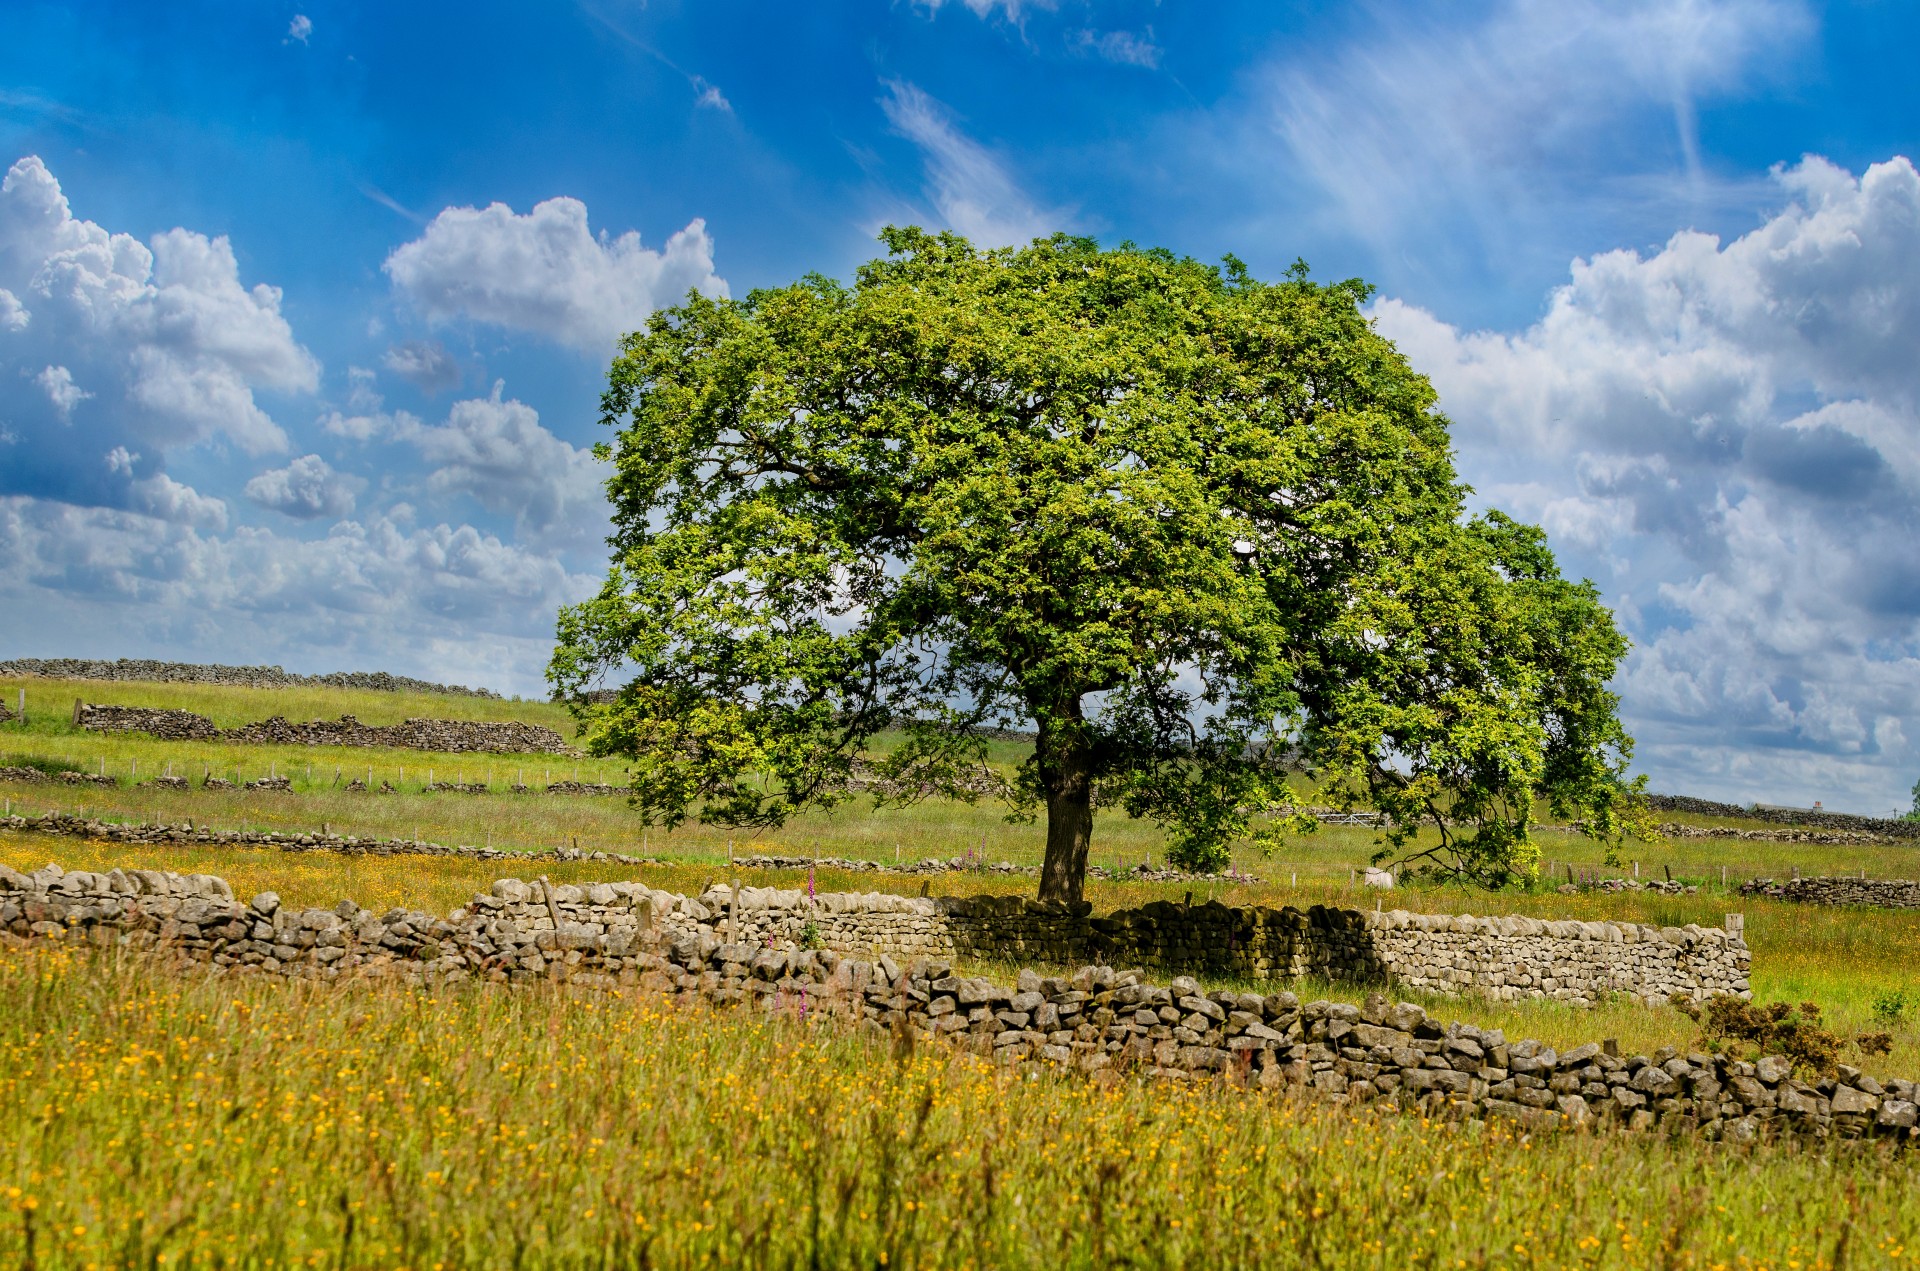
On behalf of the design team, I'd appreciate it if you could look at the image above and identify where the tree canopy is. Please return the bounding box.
[550,228,1644,903]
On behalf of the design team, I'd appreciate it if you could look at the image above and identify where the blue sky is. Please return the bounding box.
[2,0,1918,811]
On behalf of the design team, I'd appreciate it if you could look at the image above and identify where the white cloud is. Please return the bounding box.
[34,364,89,420]
[914,0,1053,21]
[0,156,316,511]
[1072,29,1160,69]
[1231,0,1811,298]
[1372,154,1920,812]
[0,494,595,695]
[244,454,361,520]
[286,14,312,44]
[692,77,732,112]
[384,194,727,353]
[381,339,460,393]
[104,447,228,530]
[879,80,1064,248]
[391,382,608,542]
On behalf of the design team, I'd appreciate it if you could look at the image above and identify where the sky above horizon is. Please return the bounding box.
[2,0,1917,812]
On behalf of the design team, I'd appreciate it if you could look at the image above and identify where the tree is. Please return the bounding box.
[550,229,1644,904]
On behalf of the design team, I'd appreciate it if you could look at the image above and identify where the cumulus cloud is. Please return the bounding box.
[244,454,361,520]
[0,155,316,511]
[286,14,312,44]
[0,494,594,695]
[104,447,228,530]
[383,194,727,353]
[391,382,608,542]
[1373,155,1920,811]
[880,80,1064,248]
[34,364,89,420]
[380,339,460,393]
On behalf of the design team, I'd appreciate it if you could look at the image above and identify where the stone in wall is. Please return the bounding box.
[0,863,1905,1146]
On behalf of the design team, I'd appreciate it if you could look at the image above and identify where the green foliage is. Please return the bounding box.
[1873,988,1913,1029]
[553,228,1641,900]
[1905,777,1920,821]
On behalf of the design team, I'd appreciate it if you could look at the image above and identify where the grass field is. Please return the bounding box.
[5,826,1918,1078]
[8,672,1920,1267]
[0,945,1915,1270]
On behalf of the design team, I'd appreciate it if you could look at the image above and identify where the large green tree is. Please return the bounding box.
[550,229,1643,904]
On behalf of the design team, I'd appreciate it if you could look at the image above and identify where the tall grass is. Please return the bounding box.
[5,828,1918,1077]
[2,945,1916,1270]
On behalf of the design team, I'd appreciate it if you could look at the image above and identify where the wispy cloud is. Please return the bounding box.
[1217,0,1813,305]
[1071,28,1161,69]
[879,80,1065,247]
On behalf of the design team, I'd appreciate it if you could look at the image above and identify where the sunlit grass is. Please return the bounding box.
[6,827,1919,1078]
[0,946,1916,1270]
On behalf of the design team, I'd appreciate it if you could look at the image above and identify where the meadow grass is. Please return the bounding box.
[5,827,1918,1077]
[3,944,1919,1271]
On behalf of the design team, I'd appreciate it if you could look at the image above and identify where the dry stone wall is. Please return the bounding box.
[1739,876,1920,909]
[691,887,1748,1006]
[0,811,1747,1004]
[0,862,1902,1145]
[73,703,575,756]
[1647,793,1920,840]
[0,657,499,698]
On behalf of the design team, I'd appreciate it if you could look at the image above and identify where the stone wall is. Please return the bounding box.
[1647,793,1920,839]
[1739,876,1920,909]
[73,703,575,756]
[685,886,1748,1006]
[0,809,1747,1004]
[0,812,1243,888]
[0,657,500,698]
[0,862,1903,1145]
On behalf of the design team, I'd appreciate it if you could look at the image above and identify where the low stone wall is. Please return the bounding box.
[73,703,575,756]
[697,887,1748,1006]
[1739,876,1920,909]
[0,812,1747,1004]
[0,812,1247,887]
[0,657,499,698]
[0,863,1903,1145]
[1647,793,1920,840]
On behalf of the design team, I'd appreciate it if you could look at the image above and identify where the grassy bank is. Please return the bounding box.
[2,945,1917,1270]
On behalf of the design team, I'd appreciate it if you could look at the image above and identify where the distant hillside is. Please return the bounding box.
[0,658,500,700]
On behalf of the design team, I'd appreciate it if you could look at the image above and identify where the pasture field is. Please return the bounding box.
[4,826,1919,1079]
[2,945,1918,1271]
[6,672,1920,1267]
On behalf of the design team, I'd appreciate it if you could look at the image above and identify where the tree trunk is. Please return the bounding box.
[1035,702,1094,905]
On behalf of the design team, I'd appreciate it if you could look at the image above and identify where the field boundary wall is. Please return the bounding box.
[0,658,499,699]
[1739,876,1920,909]
[0,862,1903,1146]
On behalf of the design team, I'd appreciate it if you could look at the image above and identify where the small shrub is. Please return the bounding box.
[1871,987,1912,1029]
[1695,995,1892,1077]
[799,920,823,951]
